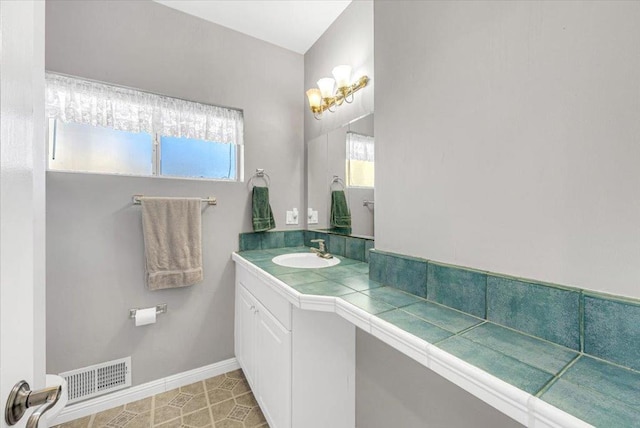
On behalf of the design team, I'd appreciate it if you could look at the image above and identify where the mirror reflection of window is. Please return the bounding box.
[346,132,374,188]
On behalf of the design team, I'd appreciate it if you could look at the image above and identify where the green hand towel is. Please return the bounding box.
[252,186,276,232]
[330,190,351,229]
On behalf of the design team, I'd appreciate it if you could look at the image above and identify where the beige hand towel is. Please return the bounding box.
[141,197,203,290]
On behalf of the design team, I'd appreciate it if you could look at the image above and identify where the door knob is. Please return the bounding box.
[5,380,61,428]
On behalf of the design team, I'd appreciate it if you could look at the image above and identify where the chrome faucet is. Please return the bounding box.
[310,239,333,259]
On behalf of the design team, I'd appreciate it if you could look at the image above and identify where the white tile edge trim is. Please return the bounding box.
[335,299,372,332]
[50,357,239,426]
[233,252,595,428]
[428,343,531,426]
[528,396,593,428]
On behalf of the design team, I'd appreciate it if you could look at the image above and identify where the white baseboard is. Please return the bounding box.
[50,357,239,426]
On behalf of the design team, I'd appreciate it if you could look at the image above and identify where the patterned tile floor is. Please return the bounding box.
[54,369,268,428]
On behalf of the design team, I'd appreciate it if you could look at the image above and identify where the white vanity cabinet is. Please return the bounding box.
[235,282,291,428]
[234,261,355,428]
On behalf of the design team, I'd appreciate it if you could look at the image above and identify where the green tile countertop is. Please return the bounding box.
[234,248,640,427]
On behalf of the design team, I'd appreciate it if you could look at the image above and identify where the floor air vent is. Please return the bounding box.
[60,357,131,403]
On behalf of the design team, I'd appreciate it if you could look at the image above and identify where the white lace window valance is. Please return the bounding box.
[347,132,374,162]
[45,73,243,145]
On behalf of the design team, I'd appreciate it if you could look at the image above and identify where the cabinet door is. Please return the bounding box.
[235,285,258,388]
[256,301,292,428]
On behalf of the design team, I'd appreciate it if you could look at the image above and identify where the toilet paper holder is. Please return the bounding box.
[129,304,167,319]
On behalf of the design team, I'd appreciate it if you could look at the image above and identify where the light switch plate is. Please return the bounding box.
[308,210,319,224]
[286,210,298,225]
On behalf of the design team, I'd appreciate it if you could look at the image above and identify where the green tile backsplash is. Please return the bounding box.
[240,230,372,261]
[302,230,371,262]
[369,250,427,298]
[238,231,292,251]
[304,230,327,247]
[327,234,346,257]
[583,294,640,372]
[284,230,304,247]
[486,276,580,350]
[261,231,285,249]
[345,237,365,261]
[427,262,487,318]
[364,240,374,262]
[239,232,262,251]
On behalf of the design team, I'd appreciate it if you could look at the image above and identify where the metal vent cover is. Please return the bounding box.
[60,357,131,403]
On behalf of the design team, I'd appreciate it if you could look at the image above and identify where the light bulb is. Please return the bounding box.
[332,65,352,89]
[317,78,335,99]
[306,88,322,108]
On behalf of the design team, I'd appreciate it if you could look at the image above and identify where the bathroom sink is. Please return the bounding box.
[272,253,341,269]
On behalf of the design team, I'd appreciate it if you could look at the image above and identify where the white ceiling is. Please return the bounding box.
[154,0,352,54]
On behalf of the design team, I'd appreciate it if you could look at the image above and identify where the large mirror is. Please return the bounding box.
[307,113,374,238]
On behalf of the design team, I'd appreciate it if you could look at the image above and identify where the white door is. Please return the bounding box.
[0,1,46,428]
[255,301,291,428]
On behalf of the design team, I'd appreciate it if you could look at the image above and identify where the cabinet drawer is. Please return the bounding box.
[236,265,292,330]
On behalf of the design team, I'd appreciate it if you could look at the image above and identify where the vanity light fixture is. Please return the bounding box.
[305,65,369,120]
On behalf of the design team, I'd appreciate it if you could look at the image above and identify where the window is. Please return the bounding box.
[45,73,243,180]
[346,132,374,188]
[48,120,154,176]
[160,136,237,179]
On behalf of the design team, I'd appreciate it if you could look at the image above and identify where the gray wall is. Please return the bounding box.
[304,0,374,142]
[45,0,303,385]
[375,0,640,299]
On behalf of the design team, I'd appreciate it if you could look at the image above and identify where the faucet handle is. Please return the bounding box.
[310,239,326,252]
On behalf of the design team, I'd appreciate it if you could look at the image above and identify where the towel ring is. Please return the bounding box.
[330,175,346,191]
[248,169,270,188]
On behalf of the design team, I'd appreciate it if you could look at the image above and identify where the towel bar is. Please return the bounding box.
[132,195,217,205]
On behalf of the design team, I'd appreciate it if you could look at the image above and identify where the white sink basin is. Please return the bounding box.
[272,253,341,269]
